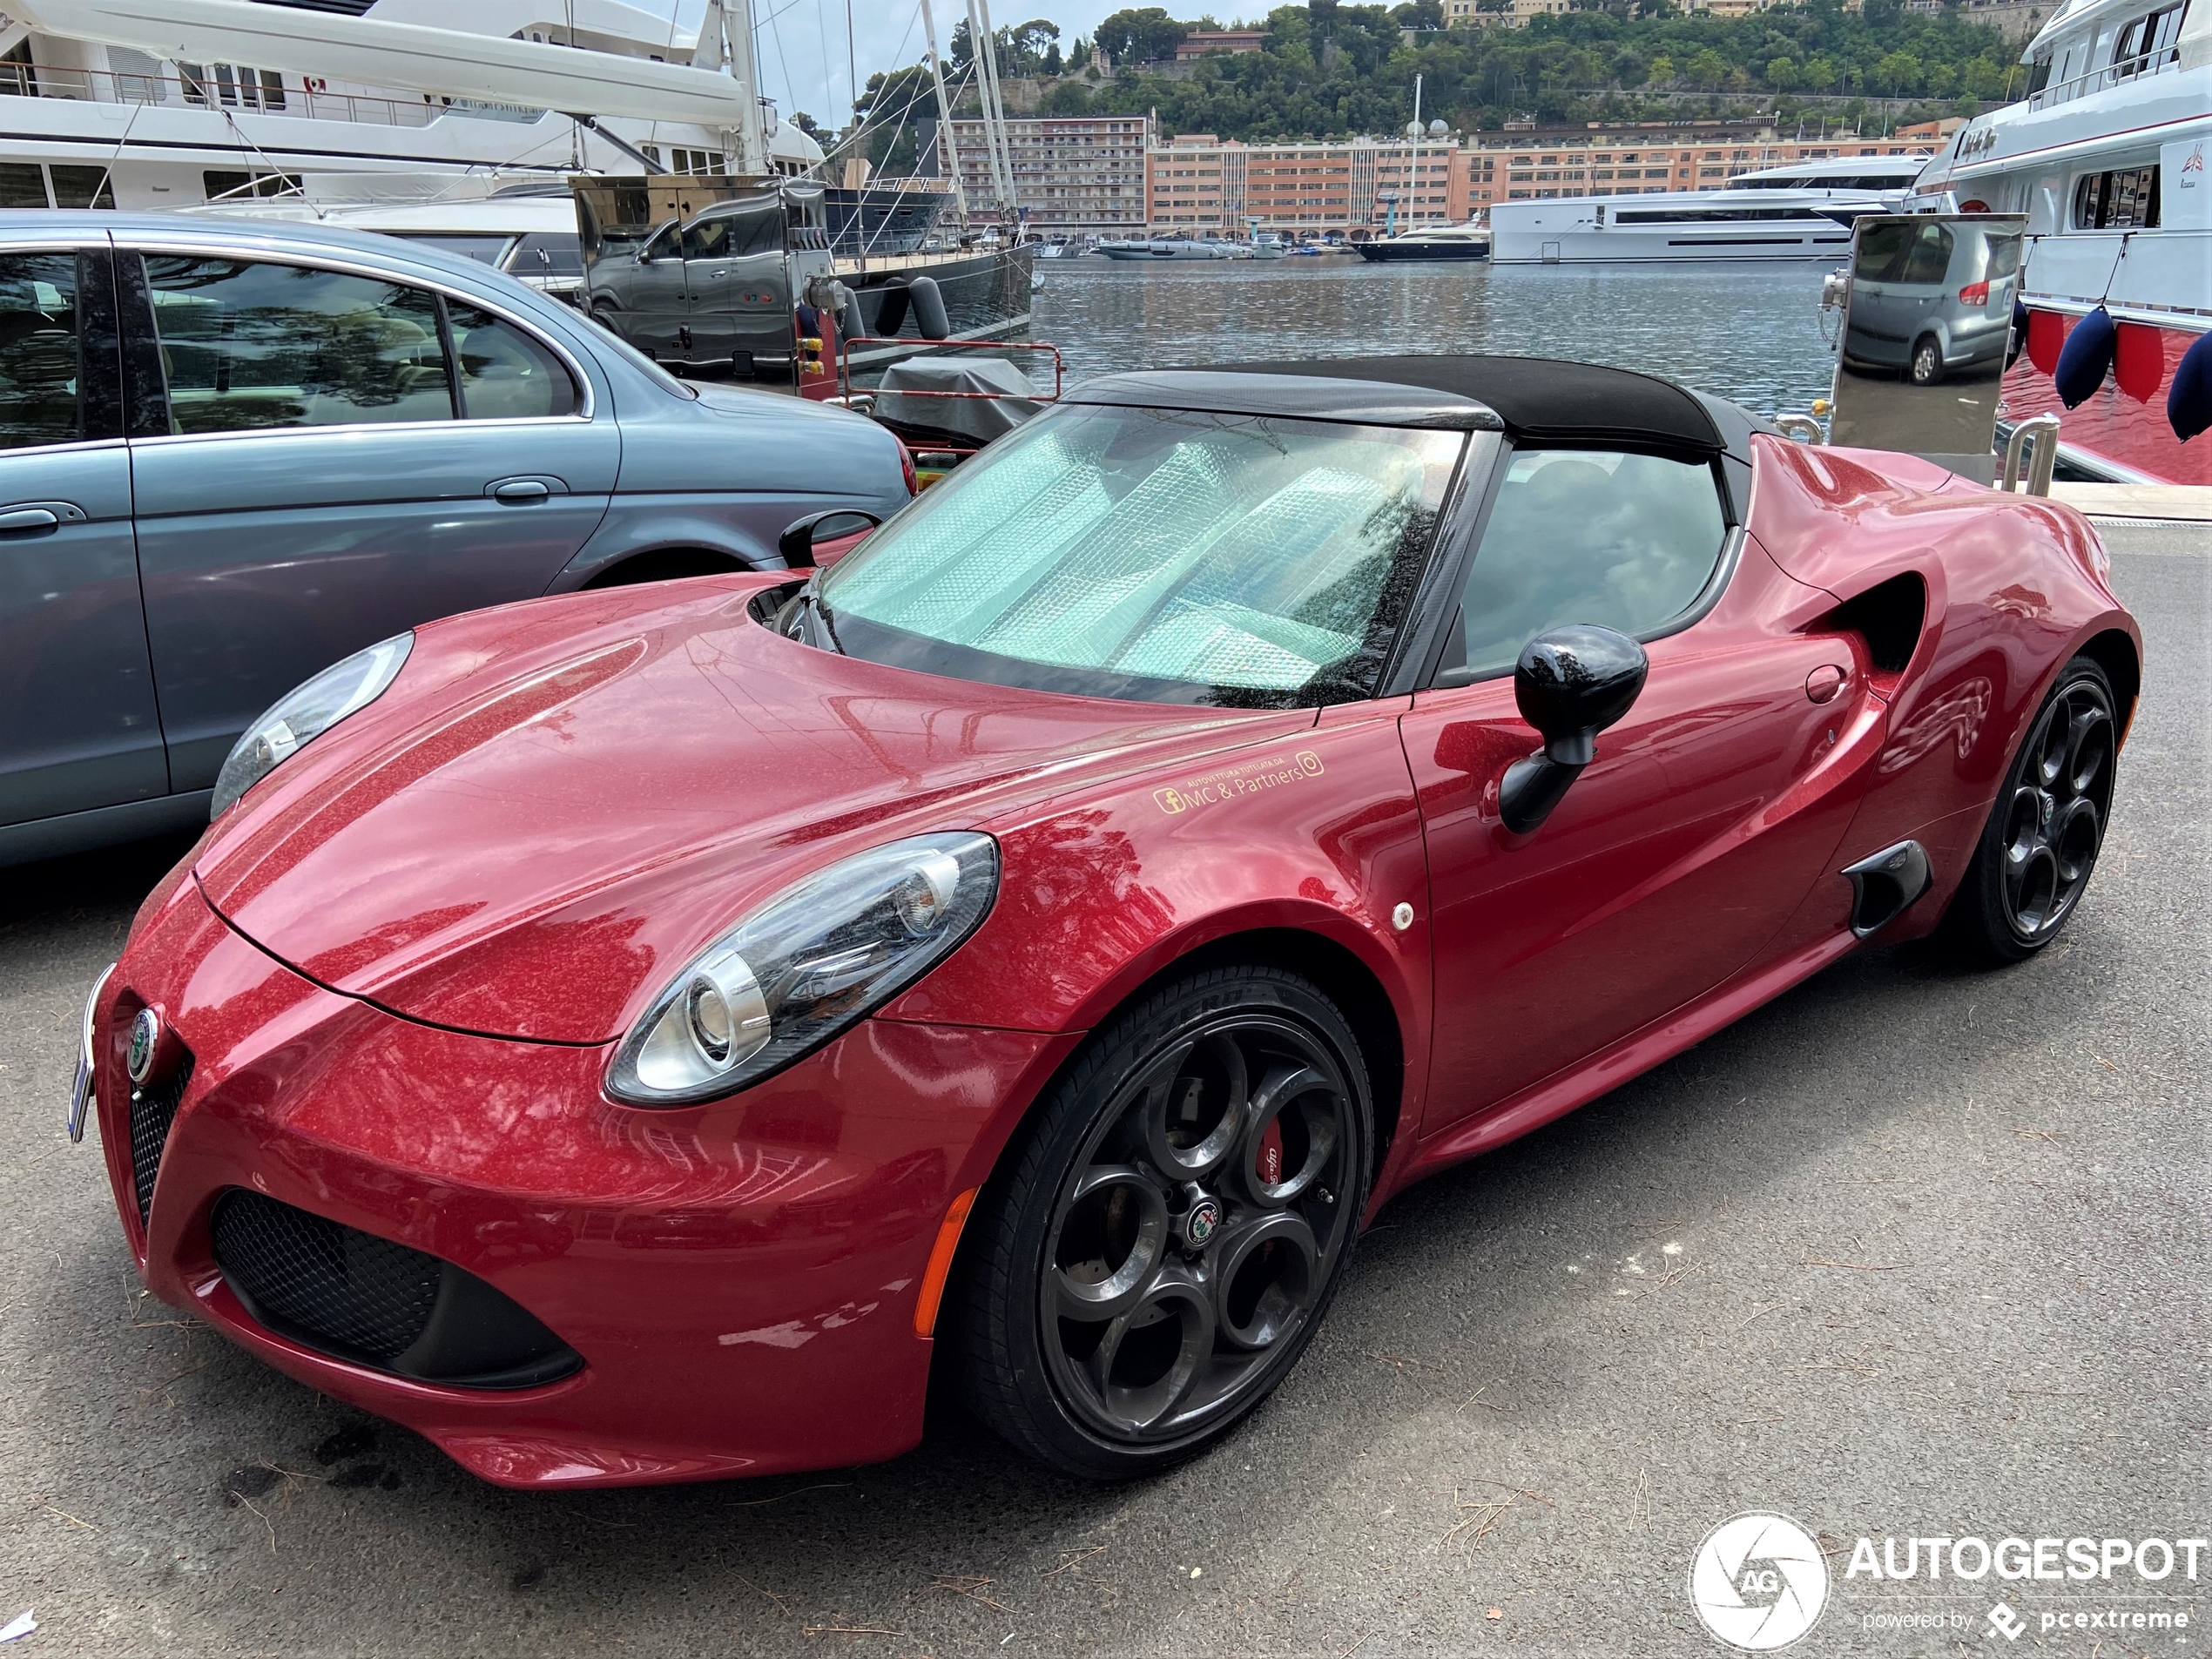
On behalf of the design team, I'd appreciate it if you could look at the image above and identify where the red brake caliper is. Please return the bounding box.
[1258,1118,1284,1187]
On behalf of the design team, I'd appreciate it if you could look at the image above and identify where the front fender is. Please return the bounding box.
[551,501,789,586]
[878,707,1434,1152]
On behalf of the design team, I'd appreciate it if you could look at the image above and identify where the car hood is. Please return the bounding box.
[194,577,1311,1044]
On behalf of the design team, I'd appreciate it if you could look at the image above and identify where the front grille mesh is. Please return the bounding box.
[128,1050,194,1224]
[211,1190,442,1362]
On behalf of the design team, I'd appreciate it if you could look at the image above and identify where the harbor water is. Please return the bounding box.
[1029,257,1839,421]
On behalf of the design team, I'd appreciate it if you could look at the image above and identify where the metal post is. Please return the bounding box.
[919,0,968,224]
[967,0,1017,220]
[2001,414,2061,496]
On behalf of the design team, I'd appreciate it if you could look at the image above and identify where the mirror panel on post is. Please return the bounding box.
[1826,213,2027,483]
[1499,624,1649,836]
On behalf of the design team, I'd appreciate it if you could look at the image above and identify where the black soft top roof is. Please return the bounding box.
[1064,354,1736,455]
[1213,355,1727,453]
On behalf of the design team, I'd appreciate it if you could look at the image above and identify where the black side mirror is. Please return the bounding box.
[778,509,882,568]
[1498,624,1649,835]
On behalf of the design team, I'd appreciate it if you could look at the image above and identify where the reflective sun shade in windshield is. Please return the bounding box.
[817,404,1465,707]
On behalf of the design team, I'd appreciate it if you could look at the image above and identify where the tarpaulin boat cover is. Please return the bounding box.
[873,356,1045,444]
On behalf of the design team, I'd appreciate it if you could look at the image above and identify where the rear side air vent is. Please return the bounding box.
[1825,573,1927,678]
[211,1191,582,1390]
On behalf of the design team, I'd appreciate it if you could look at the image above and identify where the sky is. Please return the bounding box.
[664,0,1136,131]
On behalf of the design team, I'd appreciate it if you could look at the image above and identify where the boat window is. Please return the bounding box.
[0,253,84,450]
[398,233,515,267]
[2026,53,2054,94]
[0,165,46,209]
[2074,167,2161,230]
[49,166,115,209]
[504,233,584,280]
[816,404,1464,708]
[140,258,455,434]
[1453,449,1727,679]
[446,301,579,420]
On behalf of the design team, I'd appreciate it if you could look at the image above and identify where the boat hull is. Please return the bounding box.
[2004,310,2210,486]
[1354,242,1488,262]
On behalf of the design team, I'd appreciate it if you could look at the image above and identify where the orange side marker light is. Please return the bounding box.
[913,1187,979,1338]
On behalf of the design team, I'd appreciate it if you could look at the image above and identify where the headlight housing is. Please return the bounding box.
[608,831,999,1106]
[209,633,414,819]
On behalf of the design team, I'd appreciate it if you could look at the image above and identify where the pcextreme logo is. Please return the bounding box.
[1690,1513,1830,1651]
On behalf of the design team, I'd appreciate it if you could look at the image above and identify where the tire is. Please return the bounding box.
[1941,655,2119,965]
[1909,335,1944,386]
[953,964,1374,1480]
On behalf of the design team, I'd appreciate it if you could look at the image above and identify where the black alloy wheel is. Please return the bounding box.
[1945,656,2119,964]
[954,966,1372,1479]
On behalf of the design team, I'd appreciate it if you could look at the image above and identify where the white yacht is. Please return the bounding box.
[1908,0,2209,484]
[1488,154,1928,264]
[0,0,823,212]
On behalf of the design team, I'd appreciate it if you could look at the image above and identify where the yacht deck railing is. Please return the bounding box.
[0,67,547,130]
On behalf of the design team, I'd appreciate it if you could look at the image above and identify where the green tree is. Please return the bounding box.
[1043,40,1064,72]
[1096,6,1189,62]
[1685,46,1729,85]
[1874,49,1923,94]
[1648,50,1675,80]
[1802,56,1837,91]
[1766,53,1797,89]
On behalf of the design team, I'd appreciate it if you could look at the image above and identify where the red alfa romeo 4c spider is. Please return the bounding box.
[73,357,2140,1487]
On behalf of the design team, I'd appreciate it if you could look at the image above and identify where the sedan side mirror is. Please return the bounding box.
[1499,624,1649,835]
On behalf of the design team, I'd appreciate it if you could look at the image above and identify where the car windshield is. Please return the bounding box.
[814,402,1464,706]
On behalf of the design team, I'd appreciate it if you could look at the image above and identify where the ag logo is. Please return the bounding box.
[1689,1513,1829,1651]
[1183,1197,1221,1250]
[125,1008,161,1085]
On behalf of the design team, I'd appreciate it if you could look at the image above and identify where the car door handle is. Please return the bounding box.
[493,481,550,503]
[0,507,62,533]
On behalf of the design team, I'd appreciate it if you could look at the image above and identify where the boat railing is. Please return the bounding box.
[0,65,541,130]
[2028,44,2184,110]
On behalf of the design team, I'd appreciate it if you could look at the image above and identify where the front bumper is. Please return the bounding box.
[91,878,1075,1487]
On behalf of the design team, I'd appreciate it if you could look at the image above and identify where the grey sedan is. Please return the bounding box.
[0,212,909,866]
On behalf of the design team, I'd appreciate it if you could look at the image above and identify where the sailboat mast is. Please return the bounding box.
[707,0,769,172]
[964,0,1017,222]
[919,0,970,224]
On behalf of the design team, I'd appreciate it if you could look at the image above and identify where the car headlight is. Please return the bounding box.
[209,633,414,819]
[608,832,999,1106]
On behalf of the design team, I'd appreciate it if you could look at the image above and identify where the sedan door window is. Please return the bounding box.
[142,257,455,433]
[1454,448,1727,678]
[445,301,578,420]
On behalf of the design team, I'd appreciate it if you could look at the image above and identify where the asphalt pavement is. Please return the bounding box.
[1,524,2203,1658]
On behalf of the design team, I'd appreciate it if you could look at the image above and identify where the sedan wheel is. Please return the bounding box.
[954,967,1372,1478]
[1945,657,2118,963]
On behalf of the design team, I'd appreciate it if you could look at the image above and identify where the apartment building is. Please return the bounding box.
[1461,122,1932,206]
[1146,133,1465,235]
[924,113,1156,234]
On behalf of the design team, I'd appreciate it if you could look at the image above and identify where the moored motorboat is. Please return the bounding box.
[1355,220,1490,262]
[1490,155,1926,265]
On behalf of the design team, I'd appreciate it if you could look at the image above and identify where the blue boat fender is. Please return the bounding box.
[2054,307,2116,409]
[2168,330,2212,444]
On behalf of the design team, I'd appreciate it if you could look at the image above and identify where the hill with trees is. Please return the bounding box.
[848,0,2022,167]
